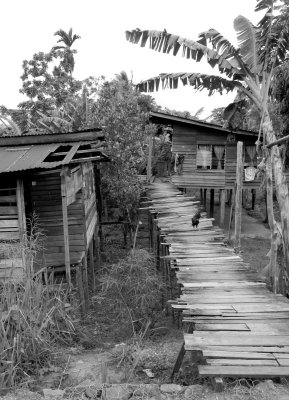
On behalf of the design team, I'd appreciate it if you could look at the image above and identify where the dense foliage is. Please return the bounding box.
[89,73,156,222]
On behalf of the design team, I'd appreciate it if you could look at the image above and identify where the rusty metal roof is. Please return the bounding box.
[0,141,107,173]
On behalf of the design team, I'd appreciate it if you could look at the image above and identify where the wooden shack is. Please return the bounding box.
[150,111,261,224]
[0,129,107,285]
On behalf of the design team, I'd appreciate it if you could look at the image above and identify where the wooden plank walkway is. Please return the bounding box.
[147,182,289,384]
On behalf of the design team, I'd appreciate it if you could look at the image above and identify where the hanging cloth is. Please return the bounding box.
[214,145,225,169]
[197,145,211,169]
[246,145,256,166]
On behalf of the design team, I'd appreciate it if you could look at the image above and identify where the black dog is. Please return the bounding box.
[192,211,201,228]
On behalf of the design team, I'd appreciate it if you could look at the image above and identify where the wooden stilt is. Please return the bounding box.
[170,342,186,380]
[82,255,89,308]
[147,132,153,183]
[203,189,207,209]
[76,264,85,315]
[228,188,235,241]
[211,377,224,392]
[220,189,226,228]
[60,166,71,288]
[252,189,256,210]
[210,189,215,218]
[89,240,95,291]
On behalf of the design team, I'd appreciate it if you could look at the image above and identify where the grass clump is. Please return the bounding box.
[0,278,76,390]
[95,249,165,337]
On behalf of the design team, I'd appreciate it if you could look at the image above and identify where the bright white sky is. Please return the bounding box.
[2,0,262,117]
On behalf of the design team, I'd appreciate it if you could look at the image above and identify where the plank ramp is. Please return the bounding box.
[148,182,289,380]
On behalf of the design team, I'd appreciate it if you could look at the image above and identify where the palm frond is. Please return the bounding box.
[255,0,274,12]
[136,72,243,96]
[0,116,21,136]
[54,28,80,48]
[257,1,289,70]
[199,29,237,58]
[52,45,66,51]
[125,29,243,78]
[234,16,261,74]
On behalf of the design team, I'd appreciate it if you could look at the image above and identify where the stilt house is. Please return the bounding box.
[0,129,107,283]
[150,111,262,224]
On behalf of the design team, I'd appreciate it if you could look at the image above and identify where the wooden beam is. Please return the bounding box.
[234,142,243,253]
[16,179,27,275]
[267,133,289,149]
[61,166,71,287]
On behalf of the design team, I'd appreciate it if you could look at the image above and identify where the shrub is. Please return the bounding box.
[95,249,164,336]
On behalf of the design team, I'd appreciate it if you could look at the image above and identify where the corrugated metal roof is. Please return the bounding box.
[0,143,61,172]
[0,142,105,173]
[150,111,258,137]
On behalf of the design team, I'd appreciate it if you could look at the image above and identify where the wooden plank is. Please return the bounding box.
[277,359,289,366]
[203,350,275,360]
[185,334,289,346]
[190,345,289,353]
[16,179,26,275]
[61,166,71,287]
[0,195,17,203]
[195,323,250,331]
[0,220,19,228]
[0,206,17,215]
[198,365,289,377]
[206,359,278,366]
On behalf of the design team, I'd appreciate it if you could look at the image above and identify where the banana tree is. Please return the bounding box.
[126,0,289,287]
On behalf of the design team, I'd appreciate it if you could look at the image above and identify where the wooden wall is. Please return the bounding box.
[171,124,261,189]
[0,178,24,280]
[82,162,97,249]
[30,162,97,270]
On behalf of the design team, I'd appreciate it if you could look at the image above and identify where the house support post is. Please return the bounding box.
[80,163,89,309]
[209,189,214,218]
[89,240,95,291]
[94,166,103,252]
[16,179,27,276]
[147,132,153,183]
[220,189,226,228]
[76,264,86,316]
[203,189,207,210]
[61,166,71,288]
[234,142,243,253]
[252,189,256,210]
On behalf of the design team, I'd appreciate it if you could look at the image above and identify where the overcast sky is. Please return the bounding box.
[2,0,262,117]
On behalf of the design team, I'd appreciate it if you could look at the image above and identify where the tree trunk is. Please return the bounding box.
[263,112,289,280]
[266,151,279,293]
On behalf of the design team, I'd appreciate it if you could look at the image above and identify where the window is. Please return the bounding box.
[196,144,225,170]
[244,145,257,167]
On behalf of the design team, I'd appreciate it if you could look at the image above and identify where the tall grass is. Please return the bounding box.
[95,249,165,336]
[0,278,76,389]
[0,213,77,390]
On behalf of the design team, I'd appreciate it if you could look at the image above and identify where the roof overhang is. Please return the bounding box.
[0,129,109,174]
[0,128,104,147]
[149,111,258,137]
